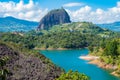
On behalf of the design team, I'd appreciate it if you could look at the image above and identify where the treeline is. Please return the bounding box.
[0,31,102,49]
[36,31,101,49]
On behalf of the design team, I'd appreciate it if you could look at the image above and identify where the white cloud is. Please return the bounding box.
[117,2,120,7]
[0,0,48,22]
[63,2,84,7]
[0,0,120,24]
[66,1,120,23]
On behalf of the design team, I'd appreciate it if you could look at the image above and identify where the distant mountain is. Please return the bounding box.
[0,16,39,32]
[37,8,71,30]
[97,22,120,32]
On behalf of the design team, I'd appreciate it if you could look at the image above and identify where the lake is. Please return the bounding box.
[40,49,120,80]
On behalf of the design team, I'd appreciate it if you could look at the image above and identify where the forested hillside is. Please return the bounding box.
[89,38,120,76]
[0,22,119,50]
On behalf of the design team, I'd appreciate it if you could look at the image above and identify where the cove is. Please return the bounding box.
[40,49,120,80]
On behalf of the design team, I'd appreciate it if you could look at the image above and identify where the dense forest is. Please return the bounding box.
[1,22,119,50]
[0,31,106,49]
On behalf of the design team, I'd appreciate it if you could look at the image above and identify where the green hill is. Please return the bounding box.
[1,21,119,50]
[40,22,115,38]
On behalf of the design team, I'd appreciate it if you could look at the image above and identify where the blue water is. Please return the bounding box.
[40,49,120,80]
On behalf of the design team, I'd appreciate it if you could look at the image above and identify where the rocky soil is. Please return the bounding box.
[0,44,63,80]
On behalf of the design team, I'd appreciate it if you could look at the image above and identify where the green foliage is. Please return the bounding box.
[101,56,114,64]
[117,45,120,55]
[0,33,36,49]
[56,70,90,80]
[103,40,118,56]
[36,31,102,49]
[48,22,111,36]
[100,39,106,49]
[92,38,120,66]
[0,31,102,49]
[0,21,118,50]
[88,46,94,52]
[0,57,9,80]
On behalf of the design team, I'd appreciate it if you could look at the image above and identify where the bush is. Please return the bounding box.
[56,70,90,80]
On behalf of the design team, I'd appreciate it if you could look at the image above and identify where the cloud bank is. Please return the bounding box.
[66,2,120,23]
[0,0,48,22]
[0,0,120,23]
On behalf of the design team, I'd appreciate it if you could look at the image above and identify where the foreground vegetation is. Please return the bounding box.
[0,57,9,80]
[56,70,90,80]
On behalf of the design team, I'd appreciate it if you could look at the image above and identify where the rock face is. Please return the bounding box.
[37,8,71,30]
[0,43,63,80]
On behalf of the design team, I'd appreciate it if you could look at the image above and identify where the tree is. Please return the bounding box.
[103,40,118,56]
[88,46,94,52]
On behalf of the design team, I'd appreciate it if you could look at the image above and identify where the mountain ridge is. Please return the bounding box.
[97,21,120,32]
[0,16,39,32]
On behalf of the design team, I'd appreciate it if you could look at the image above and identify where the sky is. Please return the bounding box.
[0,0,120,23]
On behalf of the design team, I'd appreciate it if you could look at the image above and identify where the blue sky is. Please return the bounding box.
[38,0,119,10]
[1,0,119,10]
[0,0,120,23]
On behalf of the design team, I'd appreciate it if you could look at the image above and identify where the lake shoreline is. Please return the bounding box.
[79,55,119,77]
[41,49,120,80]
[35,47,87,50]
